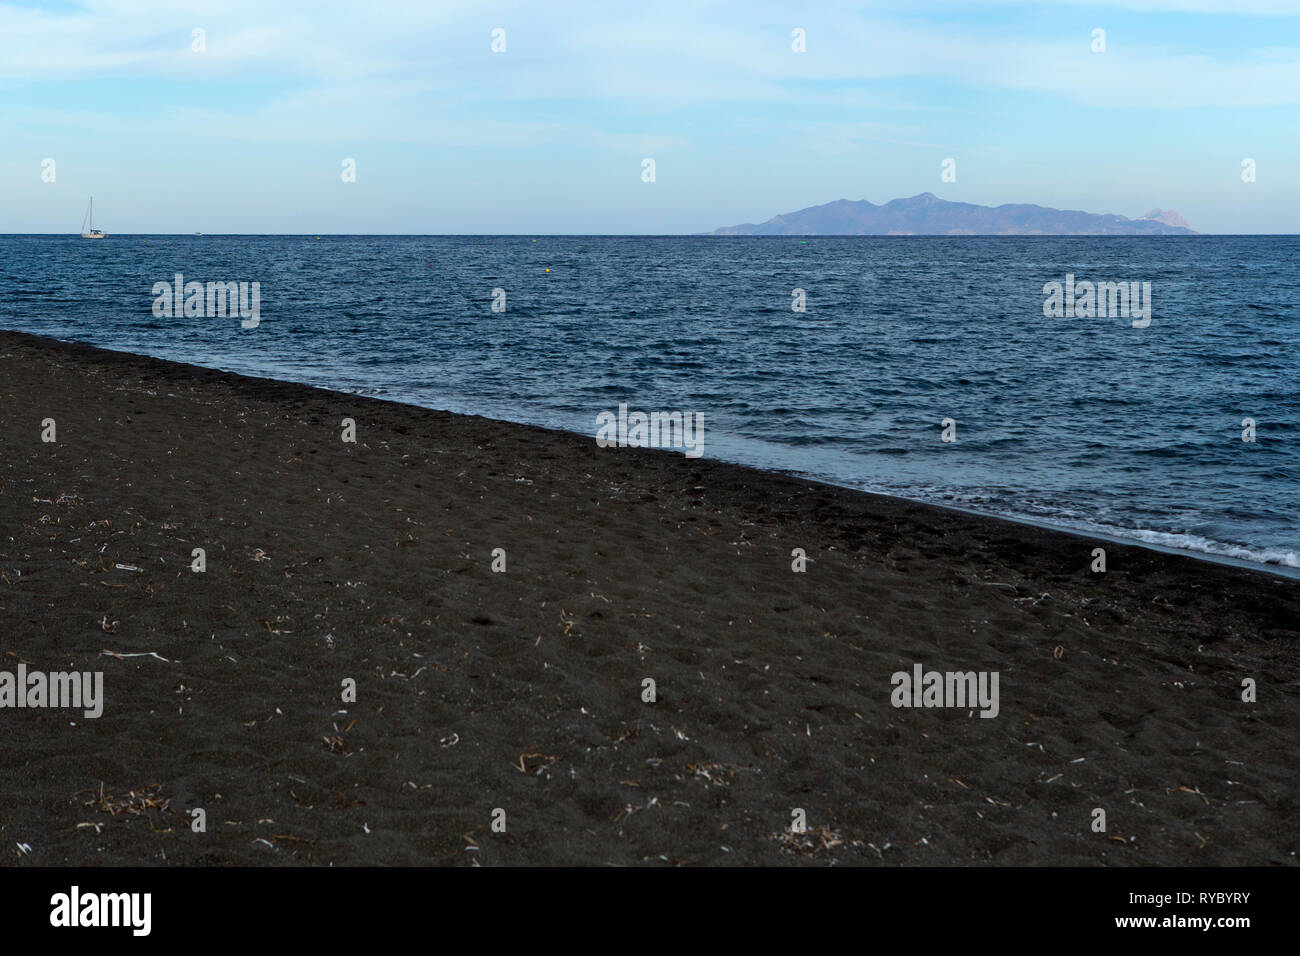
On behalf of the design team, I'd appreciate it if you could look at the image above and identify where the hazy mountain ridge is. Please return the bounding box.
[710,193,1197,235]
[1138,208,1194,230]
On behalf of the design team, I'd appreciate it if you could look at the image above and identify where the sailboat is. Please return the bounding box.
[80,197,107,239]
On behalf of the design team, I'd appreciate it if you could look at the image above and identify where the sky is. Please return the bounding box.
[1,0,1297,234]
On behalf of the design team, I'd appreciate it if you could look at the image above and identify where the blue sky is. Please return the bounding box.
[1,0,1297,233]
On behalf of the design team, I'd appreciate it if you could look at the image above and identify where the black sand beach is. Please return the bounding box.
[0,330,1296,866]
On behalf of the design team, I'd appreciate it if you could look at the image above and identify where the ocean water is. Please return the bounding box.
[2,234,1296,575]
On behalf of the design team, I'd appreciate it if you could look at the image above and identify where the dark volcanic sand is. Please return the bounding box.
[0,330,1296,866]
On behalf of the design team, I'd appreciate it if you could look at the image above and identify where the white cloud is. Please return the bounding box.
[0,0,1297,155]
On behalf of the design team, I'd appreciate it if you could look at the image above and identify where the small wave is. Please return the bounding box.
[821,483,1300,575]
[1118,528,1299,569]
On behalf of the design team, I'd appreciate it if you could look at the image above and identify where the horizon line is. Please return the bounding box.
[5,232,1299,238]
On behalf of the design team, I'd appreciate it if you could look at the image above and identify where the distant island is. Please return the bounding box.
[709,193,1197,236]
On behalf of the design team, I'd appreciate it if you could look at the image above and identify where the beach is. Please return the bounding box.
[1,328,1296,866]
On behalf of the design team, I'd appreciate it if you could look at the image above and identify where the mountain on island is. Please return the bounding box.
[709,193,1197,236]
[1137,208,1194,231]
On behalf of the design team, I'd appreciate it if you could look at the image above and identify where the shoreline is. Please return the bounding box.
[1,328,1296,866]
[5,329,1294,582]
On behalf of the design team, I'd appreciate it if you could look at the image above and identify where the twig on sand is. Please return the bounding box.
[81,783,171,817]
[101,649,179,663]
[271,833,316,846]
[518,752,557,773]
[1168,784,1212,806]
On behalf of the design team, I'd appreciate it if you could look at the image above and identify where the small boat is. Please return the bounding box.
[80,197,106,239]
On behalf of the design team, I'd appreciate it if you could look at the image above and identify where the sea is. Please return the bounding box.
[2,234,1296,576]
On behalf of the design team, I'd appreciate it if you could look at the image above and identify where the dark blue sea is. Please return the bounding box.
[2,235,1296,575]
